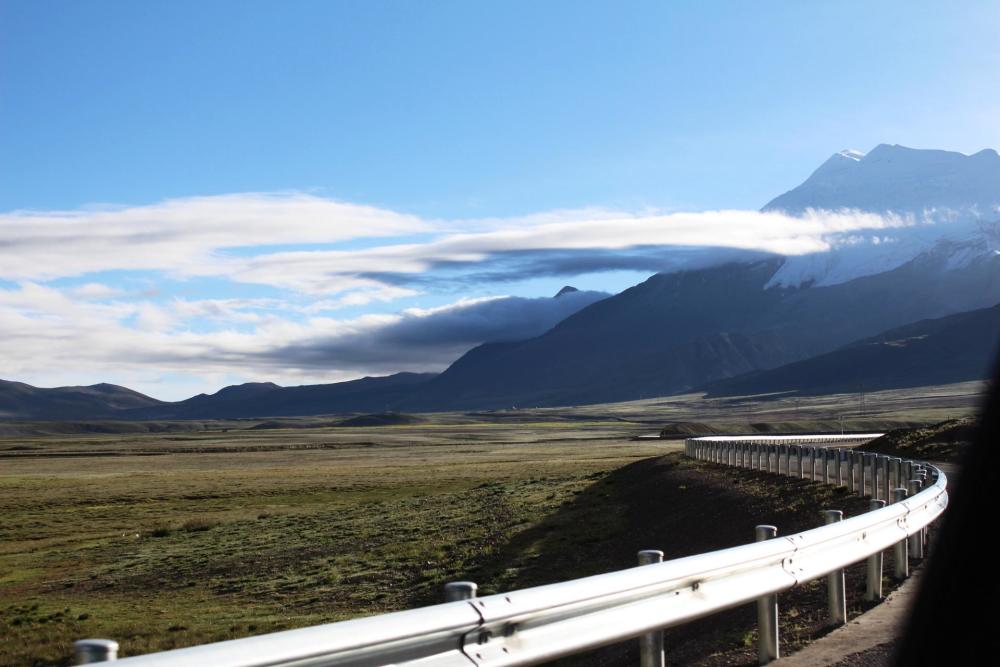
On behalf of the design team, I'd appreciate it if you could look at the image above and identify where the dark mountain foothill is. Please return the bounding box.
[704,303,1000,398]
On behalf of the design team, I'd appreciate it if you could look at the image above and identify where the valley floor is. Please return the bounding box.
[0,382,976,666]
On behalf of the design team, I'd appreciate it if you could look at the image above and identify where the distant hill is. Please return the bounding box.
[121,372,436,420]
[704,303,1000,397]
[0,380,163,420]
[333,413,425,427]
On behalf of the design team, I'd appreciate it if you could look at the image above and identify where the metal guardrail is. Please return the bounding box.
[74,434,948,666]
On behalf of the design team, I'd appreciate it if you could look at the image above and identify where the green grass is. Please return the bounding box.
[0,428,667,666]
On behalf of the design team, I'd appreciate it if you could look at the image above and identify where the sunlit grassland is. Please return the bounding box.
[0,423,668,666]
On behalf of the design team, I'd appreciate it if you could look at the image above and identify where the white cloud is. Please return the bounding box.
[70,282,126,300]
[0,192,940,397]
[0,281,607,399]
[0,193,911,295]
[0,192,431,281]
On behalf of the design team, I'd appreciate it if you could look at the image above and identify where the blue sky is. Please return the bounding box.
[1,1,998,400]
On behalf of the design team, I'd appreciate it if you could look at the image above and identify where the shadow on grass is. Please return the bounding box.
[457,452,879,666]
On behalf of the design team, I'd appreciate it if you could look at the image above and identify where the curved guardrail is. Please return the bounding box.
[74,435,947,667]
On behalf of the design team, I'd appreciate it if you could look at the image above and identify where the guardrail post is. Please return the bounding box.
[783,445,791,476]
[882,457,892,502]
[755,525,779,664]
[860,453,869,497]
[893,488,909,579]
[865,499,886,601]
[835,449,844,486]
[870,455,880,499]
[908,480,924,559]
[444,581,478,602]
[847,449,857,493]
[796,446,804,478]
[857,452,866,496]
[822,449,830,485]
[74,640,119,664]
[637,550,666,667]
[823,510,847,626]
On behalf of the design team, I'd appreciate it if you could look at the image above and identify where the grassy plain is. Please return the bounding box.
[0,381,981,666]
[0,420,670,665]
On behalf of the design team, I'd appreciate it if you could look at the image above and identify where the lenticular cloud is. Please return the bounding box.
[0,193,907,293]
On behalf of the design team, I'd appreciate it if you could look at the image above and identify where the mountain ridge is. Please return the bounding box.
[703,301,1000,397]
[4,144,999,420]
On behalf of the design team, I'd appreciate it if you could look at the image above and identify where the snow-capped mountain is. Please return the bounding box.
[765,144,1000,214]
[7,144,999,417]
[763,144,1000,287]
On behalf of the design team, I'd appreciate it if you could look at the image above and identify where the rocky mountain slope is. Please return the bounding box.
[704,303,1000,397]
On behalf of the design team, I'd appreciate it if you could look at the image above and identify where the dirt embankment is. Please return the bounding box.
[857,417,977,463]
[658,420,925,438]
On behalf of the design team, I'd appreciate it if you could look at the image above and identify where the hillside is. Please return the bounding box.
[0,380,163,420]
[704,303,1000,397]
[397,250,1000,410]
[122,372,436,420]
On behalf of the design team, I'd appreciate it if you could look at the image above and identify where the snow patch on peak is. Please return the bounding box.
[759,144,1000,289]
[766,209,1000,288]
